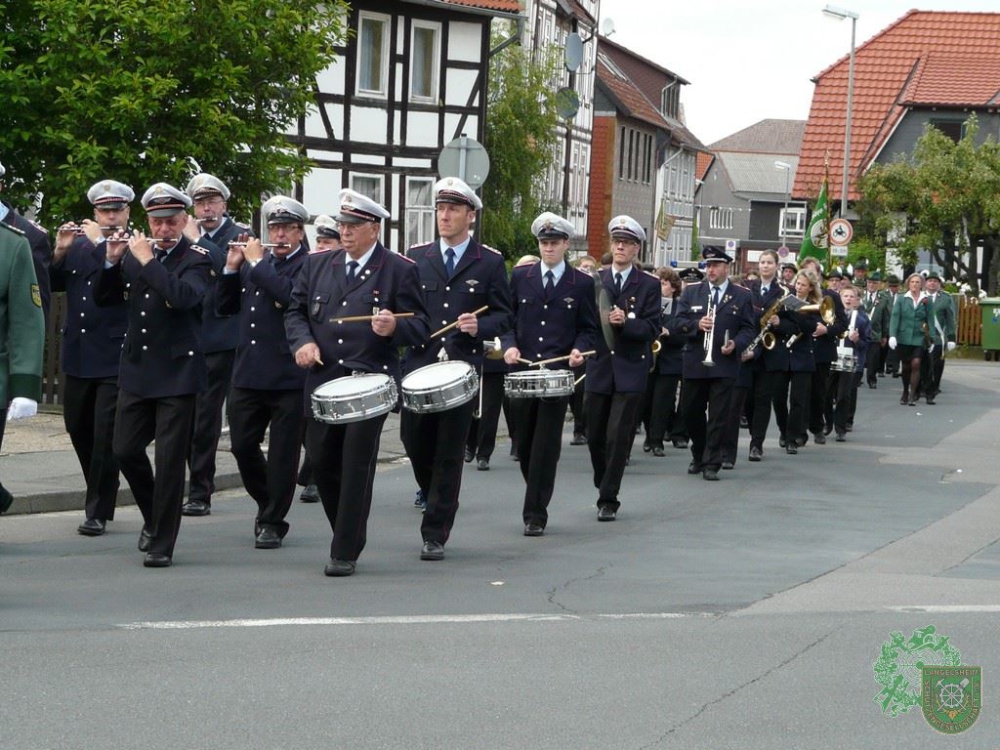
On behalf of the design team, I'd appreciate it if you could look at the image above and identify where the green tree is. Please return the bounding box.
[480,22,561,259]
[859,115,1000,293]
[0,0,348,226]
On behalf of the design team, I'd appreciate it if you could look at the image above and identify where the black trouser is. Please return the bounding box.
[834,370,862,433]
[769,371,790,442]
[569,365,587,437]
[227,387,304,537]
[401,400,475,545]
[297,448,313,486]
[885,345,900,375]
[465,370,504,461]
[511,396,568,527]
[503,396,518,456]
[865,341,881,385]
[187,350,235,505]
[681,377,734,470]
[920,347,945,396]
[750,370,782,450]
[786,372,811,446]
[809,362,832,435]
[722,384,750,465]
[114,390,196,559]
[63,375,120,521]
[646,373,682,448]
[306,413,386,562]
[586,391,642,510]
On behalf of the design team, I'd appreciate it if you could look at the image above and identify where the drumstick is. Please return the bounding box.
[428,305,489,339]
[574,374,586,386]
[328,312,416,323]
[528,350,597,368]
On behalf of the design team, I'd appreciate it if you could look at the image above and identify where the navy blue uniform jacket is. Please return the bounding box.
[585,267,660,394]
[655,297,685,376]
[402,238,512,374]
[675,280,756,379]
[218,247,307,392]
[749,279,792,373]
[50,236,128,379]
[284,243,430,412]
[198,217,248,353]
[95,237,212,398]
[501,262,598,368]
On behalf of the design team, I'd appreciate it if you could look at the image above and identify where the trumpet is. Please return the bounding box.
[702,291,717,367]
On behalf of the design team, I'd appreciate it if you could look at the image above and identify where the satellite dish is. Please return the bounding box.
[438,135,491,189]
[601,17,616,37]
[564,33,583,72]
[555,87,580,121]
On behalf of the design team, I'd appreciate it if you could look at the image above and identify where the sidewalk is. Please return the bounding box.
[0,410,412,516]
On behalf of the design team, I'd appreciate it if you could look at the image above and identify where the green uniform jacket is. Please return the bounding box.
[0,223,45,403]
[889,292,931,347]
[926,292,957,345]
[868,290,892,339]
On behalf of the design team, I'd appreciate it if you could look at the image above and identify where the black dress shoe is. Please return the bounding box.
[835,433,846,442]
[300,484,320,503]
[687,461,702,475]
[868,382,877,389]
[524,523,544,537]
[926,396,936,405]
[77,518,106,536]
[652,446,665,457]
[778,435,787,448]
[143,553,171,568]
[181,500,210,516]
[908,398,917,406]
[748,446,763,462]
[597,506,616,522]
[702,467,720,481]
[642,441,652,453]
[721,461,734,470]
[420,540,445,561]
[463,448,475,463]
[477,458,489,471]
[324,558,356,577]
[137,528,152,552]
[570,433,587,445]
[786,445,798,455]
[672,439,689,450]
[814,432,826,445]
[255,527,282,549]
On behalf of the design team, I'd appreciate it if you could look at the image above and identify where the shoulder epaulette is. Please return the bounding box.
[481,244,502,256]
[27,218,48,234]
[644,270,659,280]
[732,282,749,291]
[190,244,209,255]
[0,222,25,236]
[397,252,416,264]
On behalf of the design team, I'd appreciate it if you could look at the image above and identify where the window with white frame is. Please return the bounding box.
[779,207,806,237]
[410,21,440,102]
[357,12,390,98]
[709,207,733,230]
[406,177,436,248]
[349,173,384,204]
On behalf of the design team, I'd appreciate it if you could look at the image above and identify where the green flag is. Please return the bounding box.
[799,172,829,262]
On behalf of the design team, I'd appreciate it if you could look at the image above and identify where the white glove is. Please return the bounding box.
[888,337,897,351]
[947,341,957,352]
[927,344,935,355]
[7,397,38,421]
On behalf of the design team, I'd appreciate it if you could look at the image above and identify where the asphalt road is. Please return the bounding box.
[3,362,999,749]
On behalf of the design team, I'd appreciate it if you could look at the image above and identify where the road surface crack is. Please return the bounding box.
[546,566,609,614]
[637,627,837,749]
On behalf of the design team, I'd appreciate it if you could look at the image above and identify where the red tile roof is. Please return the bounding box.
[597,54,671,131]
[436,0,522,15]
[696,152,714,182]
[796,11,1000,203]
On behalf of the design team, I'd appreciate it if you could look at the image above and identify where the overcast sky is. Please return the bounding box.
[600,1,1000,146]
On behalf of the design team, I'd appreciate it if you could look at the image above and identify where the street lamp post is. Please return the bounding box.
[774,160,791,247]
[823,4,859,219]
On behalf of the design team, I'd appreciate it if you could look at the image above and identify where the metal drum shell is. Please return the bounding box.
[504,369,575,399]
[311,373,398,424]
[401,361,479,414]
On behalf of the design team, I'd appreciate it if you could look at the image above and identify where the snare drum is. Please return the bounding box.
[311,373,397,424]
[830,346,856,373]
[401,361,478,414]
[504,369,575,399]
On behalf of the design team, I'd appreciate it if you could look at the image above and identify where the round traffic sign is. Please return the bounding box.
[829,218,853,247]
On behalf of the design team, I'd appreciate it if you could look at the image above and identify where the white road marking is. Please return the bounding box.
[888,605,1000,613]
[118,611,713,630]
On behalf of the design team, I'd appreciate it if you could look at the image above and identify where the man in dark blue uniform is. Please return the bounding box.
[52,180,132,535]
[401,177,512,561]
[675,246,756,481]
[585,216,660,521]
[502,212,597,535]
[286,189,429,577]
[181,174,246,516]
[96,183,212,567]
[219,196,309,549]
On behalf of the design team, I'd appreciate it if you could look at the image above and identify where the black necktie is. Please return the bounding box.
[615,272,623,295]
[155,248,167,263]
[762,284,769,296]
[445,248,455,277]
[712,286,720,307]
[545,270,554,291]
[346,260,358,284]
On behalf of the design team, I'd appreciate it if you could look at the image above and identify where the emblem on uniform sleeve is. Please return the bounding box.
[30,283,41,307]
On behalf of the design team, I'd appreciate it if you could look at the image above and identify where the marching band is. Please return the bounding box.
[44,175,962,575]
